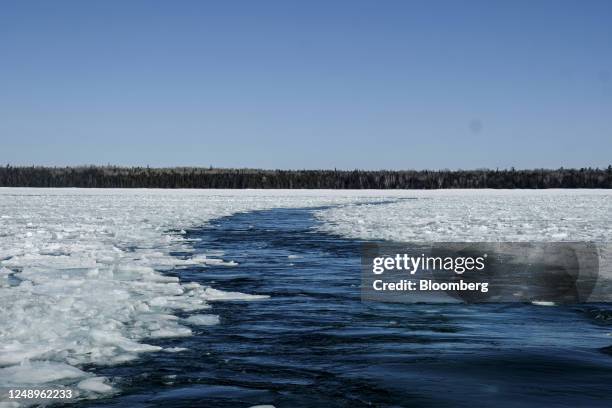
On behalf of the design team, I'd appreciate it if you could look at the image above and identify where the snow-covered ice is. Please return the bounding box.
[316,189,612,242]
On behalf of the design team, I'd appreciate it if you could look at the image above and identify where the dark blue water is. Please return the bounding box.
[81,207,612,408]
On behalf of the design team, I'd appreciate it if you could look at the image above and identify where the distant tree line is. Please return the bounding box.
[0,165,611,189]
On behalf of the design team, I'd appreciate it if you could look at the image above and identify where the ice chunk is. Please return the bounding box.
[164,347,188,353]
[0,361,87,385]
[532,300,556,306]
[203,287,269,301]
[191,255,238,266]
[90,330,162,353]
[184,314,220,326]
[77,377,113,393]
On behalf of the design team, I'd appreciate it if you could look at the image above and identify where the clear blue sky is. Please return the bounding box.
[1,0,611,169]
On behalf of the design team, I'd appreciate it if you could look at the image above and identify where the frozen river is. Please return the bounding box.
[1,189,611,406]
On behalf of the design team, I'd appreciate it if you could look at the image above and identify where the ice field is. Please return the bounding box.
[316,189,612,242]
[0,188,611,404]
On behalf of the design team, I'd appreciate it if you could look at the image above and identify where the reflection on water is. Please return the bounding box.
[81,208,612,408]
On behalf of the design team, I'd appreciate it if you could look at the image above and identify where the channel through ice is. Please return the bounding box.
[0,188,610,405]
